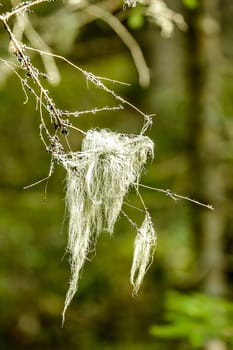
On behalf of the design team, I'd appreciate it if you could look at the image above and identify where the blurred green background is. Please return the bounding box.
[0,0,232,349]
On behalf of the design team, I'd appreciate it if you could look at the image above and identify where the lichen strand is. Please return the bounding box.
[130,212,157,295]
[61,129,154,321]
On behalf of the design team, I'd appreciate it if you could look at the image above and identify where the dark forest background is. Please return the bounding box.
[0,0,232,349]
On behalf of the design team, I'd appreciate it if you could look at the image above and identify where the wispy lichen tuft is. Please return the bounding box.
[130,212,157,295]
[60,129,154,322]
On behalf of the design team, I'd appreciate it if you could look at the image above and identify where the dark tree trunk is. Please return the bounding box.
[186,0,227,297]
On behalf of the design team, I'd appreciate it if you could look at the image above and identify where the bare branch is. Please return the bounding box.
[138,183,214,210]
[83,4,150,88]
[0,0,50,21]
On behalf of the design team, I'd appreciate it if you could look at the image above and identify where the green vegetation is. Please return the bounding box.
[150,291,233,348]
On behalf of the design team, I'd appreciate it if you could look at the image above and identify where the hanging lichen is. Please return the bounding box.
[55,129,155,323]
[130,212,157,295]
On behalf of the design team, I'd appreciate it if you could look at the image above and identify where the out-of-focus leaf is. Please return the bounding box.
[127,7,144,29]
[150,290,233,348]
[182,0,199,9]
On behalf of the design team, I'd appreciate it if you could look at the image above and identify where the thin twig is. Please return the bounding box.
[24,174,51,189]
[13,11,60,84]
[24,46,154,133]
[137,183,214,210]
[0,0,49,21]
[123,201,146,213]
[61,105,124,118]
[121,209,139,230]
[25,46,130,86]
[66,123,86,135]
[83,4,150,88]
[0,18,63,130]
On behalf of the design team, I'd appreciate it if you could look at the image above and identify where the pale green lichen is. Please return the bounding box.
[130,212,157,295]
[59,129,154,322]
